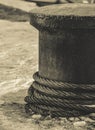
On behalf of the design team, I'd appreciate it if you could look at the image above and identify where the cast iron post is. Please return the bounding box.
[25,4,95,117]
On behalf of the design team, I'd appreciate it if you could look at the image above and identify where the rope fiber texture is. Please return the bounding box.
[25,72,95,117]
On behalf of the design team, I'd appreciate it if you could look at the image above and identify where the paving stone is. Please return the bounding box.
[68,117,75,122]
[73,121,86,127]
[89,113,95,120]
[32,114,42,120]
[80,116,95,123]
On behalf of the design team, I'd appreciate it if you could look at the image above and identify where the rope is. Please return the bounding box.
[25,72,95,117]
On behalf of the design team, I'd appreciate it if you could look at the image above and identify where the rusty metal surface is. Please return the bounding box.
[29,4,95,83]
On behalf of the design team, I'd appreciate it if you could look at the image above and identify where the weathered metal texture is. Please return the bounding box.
[30,4,95,84]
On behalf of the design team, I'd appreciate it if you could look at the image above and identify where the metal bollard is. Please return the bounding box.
[25,4,95,117]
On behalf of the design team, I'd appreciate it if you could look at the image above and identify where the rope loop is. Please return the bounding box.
[25,71,95,117]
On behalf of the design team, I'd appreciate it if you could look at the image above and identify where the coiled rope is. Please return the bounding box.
[25,72,95,117]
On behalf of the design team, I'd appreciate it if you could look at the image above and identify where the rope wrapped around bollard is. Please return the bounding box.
[25,72,95,117]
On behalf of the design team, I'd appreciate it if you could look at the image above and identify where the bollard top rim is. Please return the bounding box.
[30,4,95,31]
[30,4,95,17]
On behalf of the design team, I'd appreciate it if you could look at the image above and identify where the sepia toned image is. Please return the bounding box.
[0,0,95,130]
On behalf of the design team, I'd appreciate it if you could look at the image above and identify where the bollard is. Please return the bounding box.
[25,4,95,117]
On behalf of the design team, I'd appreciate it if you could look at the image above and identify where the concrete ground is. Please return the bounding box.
[0,0,95,130]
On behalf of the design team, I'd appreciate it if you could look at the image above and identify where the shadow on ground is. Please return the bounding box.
[24,0,85,6]
[25,0,56,6]
[0,4,29,22]
[24,0,67,6]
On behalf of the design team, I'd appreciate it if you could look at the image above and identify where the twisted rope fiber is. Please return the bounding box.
[25,72,95,117]
[33,72,95,91]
